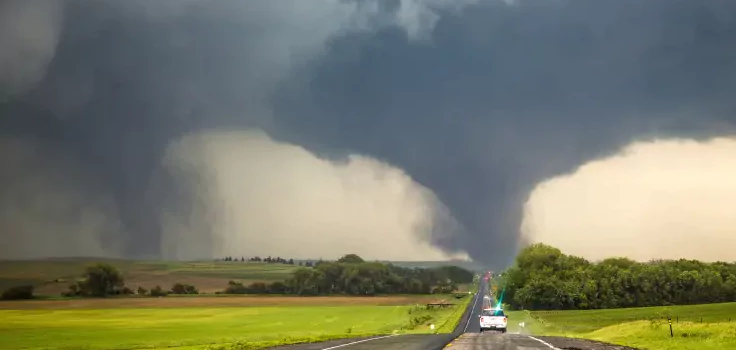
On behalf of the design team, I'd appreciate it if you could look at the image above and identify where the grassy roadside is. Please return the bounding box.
[435,278,482,334]
[512,303,736,350]
[435,293,475,333]
[0,299,468,350]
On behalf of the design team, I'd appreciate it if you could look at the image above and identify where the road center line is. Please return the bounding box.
[320,334,398,350]
[527,336,562,350]
[462,285,482,333]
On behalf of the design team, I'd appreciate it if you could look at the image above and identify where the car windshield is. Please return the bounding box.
[481,309,505,317]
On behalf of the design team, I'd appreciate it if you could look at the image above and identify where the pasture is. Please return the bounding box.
[0,295,466,350]
[0,259,300,295]
[0,258,475,296]
[514,302,736,350]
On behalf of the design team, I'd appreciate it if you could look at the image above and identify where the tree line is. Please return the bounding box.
[0,255,474,300]
[0,263,198,300]
[221,256,316,266]
[223,254,474,295]
[501,244,736,310]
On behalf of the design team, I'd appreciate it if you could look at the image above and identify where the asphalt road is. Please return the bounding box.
[268,279,640,350]
[270,279,487,350]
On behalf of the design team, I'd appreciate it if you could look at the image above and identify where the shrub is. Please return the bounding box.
[224,281,247,294]
[62,284,81,297]
[1,285,34,300]
[170,283,199,294]
[150,285,168,297]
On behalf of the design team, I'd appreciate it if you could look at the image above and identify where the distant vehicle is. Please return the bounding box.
[479,308,507,333]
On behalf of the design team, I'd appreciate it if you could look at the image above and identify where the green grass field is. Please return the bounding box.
[0,259,476,349]
[509,302,736,350]
[0,298,467,350]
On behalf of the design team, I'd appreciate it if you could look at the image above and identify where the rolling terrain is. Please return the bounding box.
[0,259,310,295]
[0,258,482,296]
[0,258,478,349]
[2,258,734,350]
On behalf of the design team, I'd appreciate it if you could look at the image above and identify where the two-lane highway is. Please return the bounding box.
[439,278,561,350]
[271,277,633,350]
[269,278,487,350]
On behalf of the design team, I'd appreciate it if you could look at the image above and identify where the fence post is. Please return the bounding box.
[667,316,673,338]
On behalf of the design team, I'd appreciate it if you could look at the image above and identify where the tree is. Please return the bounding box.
[337,254,365,264]
[77,263,125,297]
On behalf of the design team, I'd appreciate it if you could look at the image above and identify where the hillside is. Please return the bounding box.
[0,258,478,295]
[0,259,299,295]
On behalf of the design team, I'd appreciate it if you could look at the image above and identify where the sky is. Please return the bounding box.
[1,0,735,266]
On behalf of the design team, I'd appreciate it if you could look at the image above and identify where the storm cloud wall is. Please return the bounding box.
[1,0,735,265]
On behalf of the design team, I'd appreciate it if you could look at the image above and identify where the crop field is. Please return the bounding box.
[514,302,736,350]
[0,295,450,310]
[0,295,468,350]
[0,259,301,295]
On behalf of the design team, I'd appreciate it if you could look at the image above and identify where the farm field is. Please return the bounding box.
[0,295,468,350]
[511,302,736,350]
[0,259,302,295]
[0,258,476,296]
[0,295,450,309]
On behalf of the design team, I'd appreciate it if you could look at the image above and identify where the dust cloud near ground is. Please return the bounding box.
[521,138,736,262]
[159,130,469,261]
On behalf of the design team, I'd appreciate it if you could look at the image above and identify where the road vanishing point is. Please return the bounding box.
[267,281,637,350]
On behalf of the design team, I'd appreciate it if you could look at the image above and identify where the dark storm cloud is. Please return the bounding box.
[1,0,735,266]
[273,0,736,266]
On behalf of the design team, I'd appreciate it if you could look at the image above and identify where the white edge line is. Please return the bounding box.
[528,336,562,350]
[462,286,482,333]
[320,334,398,350]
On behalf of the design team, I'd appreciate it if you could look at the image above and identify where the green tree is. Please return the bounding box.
[337,254,365,264]
[77,263,125,297]
[218,254,472,296]
[500,244,736,310]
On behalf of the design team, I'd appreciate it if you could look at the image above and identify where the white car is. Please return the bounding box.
[479,308,507,333]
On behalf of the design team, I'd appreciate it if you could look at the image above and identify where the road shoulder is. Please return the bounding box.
[533,336,642,350]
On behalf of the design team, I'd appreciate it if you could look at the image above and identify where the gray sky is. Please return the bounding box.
[1,0,735,266]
